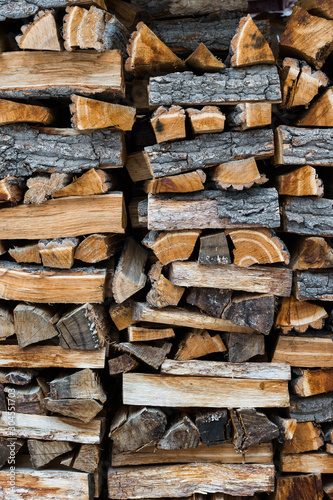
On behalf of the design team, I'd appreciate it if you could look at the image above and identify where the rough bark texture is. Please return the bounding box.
[0,1,106,21]
[149,66,281,106]
[282,197,333,237]
[295,270,333,301]
[133,0,247,18]
[290,393,333,423]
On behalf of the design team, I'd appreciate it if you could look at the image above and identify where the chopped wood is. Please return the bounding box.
[295,270,333,301]
[73,444,101,473]
[282,196,333,237]
[13,303,59,348]
[281,452,333,473]
[280,5,333,69]
[226,228,290,267]
[198,232,230,265]
[131,0,247,18]
[275,296,327,333]
[28,440,74,469]
[0,175,23,204]
[228,103,272,130]
[224,332,265,363]
[8,243,41,264]
[271,417,297,443]
[6,384,46,415]
[24,173,71,205]
[274,474,324,500]
[186,288,232,318]
[151,105,186,143]
[0,99,55,127]
[169,262,292,297]
[38,237,78,269]
[231,409,279,450]
[292,368,333,397]
[185,43,225,72]
[175,330,226,361]
[123,373,289,408]
[0,50,125,98]
[126,151,153,182]
[298,0,333,19]
[116,341,171,370]
[158,415,200,450]
[276,166,323,197]
[0,438,24,468]
[291,237,333,270]
[16,10,60,51]
[283,421,324,454]
[161,360,291,380]
[44,397,103,423]
[210,158,267,190]
[272,336,333,367]
[187,106,226,135]
[132,302,255,333]
[109,299,136,330]
[75,234,123,263]
[52,168,115,198]
[290,393,333,422]
[195,409,230,446]
[109,354,139,375]
[49,369,106,402]
[70,95,135,131]
[142,229,200,265]
[230,15,275,67]
[0,345,106,369]
[298,86,333,127]
[0,368,35,385]
[0,305,14,340]
[223,293,274,335]
[143,170,206,194]
[125,22,186,76]
[147,261,184,308]
[127,326,175,342]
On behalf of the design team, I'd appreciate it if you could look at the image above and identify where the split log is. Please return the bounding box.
[143,170,206,194]
[187,106,225,135]
[56,303,109,350]
[132,302,255,333]
[275,125,333,167]
[0,345,106,368]
[281,452,333,473]
[230,409,279,450]
[127,326,175,342]
[0,368,35,385]
[275,296,327,333]
[298,0,333,19]
[126,151,153,182]
[186,288,232,318]
[0,99,55,126]
[289,393,333,422]
[72,444,101,473]
[185,43,225,72]
[147,261,184,308]
[280,5,333,69]
[75,234,123,263]
[108,354,139,375]
[195,409,230,447]
[169,262,292,296]
[324,480,333,500]
[272,417,297,443]
[13,303,59,348]
[0,175,24,204]
[292,368,333,397]
[49,369,106,402]
[8,242,41,264]
[28,440,74,469]
[230,15,275,67]
[150,106,186,143]
[223,293,275,335]
[24,173,71,204]
[276,165,323,197]
[0,438,24,468]
[7,384,46,415]
[125,22,186,76]
[226,228,290,267]
[131,0,247,18]
[160,360,291,380]
[272,335,333,368]
[142,229,200,265]
[223,332,265,363]
[112,237,148,303]
[149,66,281,106]
[282,196,333,237]
[38,237,78,269]
[16,10,60,51]
[297,87,333,127]
[291,237,333,270]
[0,50,125,99]
[109,299,135,330]
[295,270,333,301]
[198,232,230,265]
[274,474,324,500]
[228,103,271,130]
[123,373,289,408]
[148,188,280,230]
[116,341,171,370]
[282,422,324,454]
[53,168,116,198]
[175,330,226,360]
[158,415,200,450]
[70,95,135,131]
[0,305,14,340]
[44,397,103,423]
[210,158,267,190]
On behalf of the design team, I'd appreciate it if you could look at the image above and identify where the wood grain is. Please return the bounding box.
[272,336,333,367]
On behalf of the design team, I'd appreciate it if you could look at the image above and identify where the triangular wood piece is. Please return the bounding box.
[52,168,113,198]
[0,99,54,126]
[125,22,186,76]
[276,165,324,196]
[210,158,268,190]
[291,237,333,270]
[297,87,333,126]
[230,15,275,67]
[16,10,61,51]
[185,43,225,72]
[275,296,328,333]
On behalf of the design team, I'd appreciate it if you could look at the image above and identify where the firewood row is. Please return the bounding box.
[0,0,331,499]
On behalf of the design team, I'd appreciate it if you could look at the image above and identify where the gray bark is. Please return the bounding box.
[290,394,333,423]
[149,66,281,107]
[223,294,275,335]
[0,124,124,177]
[145,129,274,178]
[133,0,247,18]
[276,126,333,166]
[282,196,333,237]
[0,1,98,21]
[295,270,333,301]
[223,332,265,363]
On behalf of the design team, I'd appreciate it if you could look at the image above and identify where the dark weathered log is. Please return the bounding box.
[223,293,275,335]
[0,438,24,468]
[132,0,247,18]
[4,384,46,415]
[44,397,103,423]
[274,474,324,500]
[49,369,106,403]
[186,288,232,317]
[230,409,279,450]
[0,368,35,385]
[109,354,139,376]
[198,233,230,266]
[282,196,333,237]
[28,440,74,469]
[0,1,107,21]
[195,410,230,446]
[157,415,200,450]
[295,270,333,301]
[223,332,265,363]
[149,66,281,106]
[290,393,333,423]
[116,341,172,370]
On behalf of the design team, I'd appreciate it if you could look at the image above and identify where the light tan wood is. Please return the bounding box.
[169,262,293,296]
[13,303,59,348]
[226,228,290,267]
[0,99,55,126]
[231,15,275,67]
[50,369,106,402]
[133,302,255,334]
[272,335,333,367]
[52,168,113,198]
[0,345,106,368]
[75,233,123,263]
[175,330,226,360]
[0,306,14,340]
[109,299,135,330]
[63,5,85,50]
[38,237,78,269]
[293,368,333,397]
[185,43,225,72]
[127,326,175,342]
[9,242,41,264]
[210,158,267,190]
[228,103,271,130]
[126,151,153,182]
[275,296,327,333]
[16,10,60,51]
[298,87,333,126]
[123,373,290,408]
[291,237,333,270]
[142,229,201,265]
[283,422,324,454]
[276,165,323,196]
[24,173,71,205]
[73,444,101,473]
[71,95,135,131]
[125,22,186,76]
[143,170,206,194]
[187,106,225,135]
[298,0,333,19]
[0,175,23,203]
[151,105,186,143]
[147,260,184,308]
[281,452,333,473]
[0,193,126,239]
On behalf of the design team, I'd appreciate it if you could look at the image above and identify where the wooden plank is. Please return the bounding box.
[0,193,126,239]
[0,345,105,369]
[272,336,333,367]
[123,374,290,408]
[0,50,124,98]
[160,360,291,380]
[108,463,275,498]
[112,442,273,466]
[169,262,292,297]
[281,452,333,474]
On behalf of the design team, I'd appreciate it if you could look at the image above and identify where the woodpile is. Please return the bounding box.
[0,0,331,499]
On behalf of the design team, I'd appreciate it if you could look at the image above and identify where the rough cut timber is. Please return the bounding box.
[0,175,24,204]
[230,15,275,67]
[149,66,281,106]
[295,270,333,301]
[223,293,275,335]
[150,106,186,144]
[131,0,248,18]
[297,87,333,127]
[8,384,46,415]
[185,43,225,72]
[291,237,333,270]
[0,50,125,99]
[147,261,184,308]
[281,452,333,473]
[24,173,71,205]
[282,197,333,237]
[109,354,139,376]
[70,95,136,131]
[228,103,272,131]
[49,369,106,402]
[0,1,107,21]
[126,152,153,182]
[9,243,39,264]
[75,234,123,263]
[123,373,290,408]
[298,0,333,19]
[0,262,109,303]
[13,303,59,348]
[142,230,200,265]
[169,262,292,297]
[223,332,265,363]
[231,409,279,450]
[38,237,78,269]
[226,228,290,267]
[273,474,324,500]
[53,169,115,199]
[283,421,324,454]
[0,193,126,239]
[116,341,172,370]
[72,443,101,472]
[198,232,231,265]
[0,368,36,385]
[127,326,175,342]
[45,397,103,423]
[276,166,323,197]
[0,125,124,178]
[125,22,186,76]
[210,158,266,190]
[187,106,226,135]
[157,415,199,450]
[0,306,13,340]
[187,287,231,317]
[0,99,55,126]
[175,330,226,360]
[109,299,135,330]
[279,5,333,69]
[143,170,206,194]
[272,335,333,367]
[292,368,333,397]
[290,393,333,423]
[16,10,60,51]
[275,296,327,333]
[28,440,74,469]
